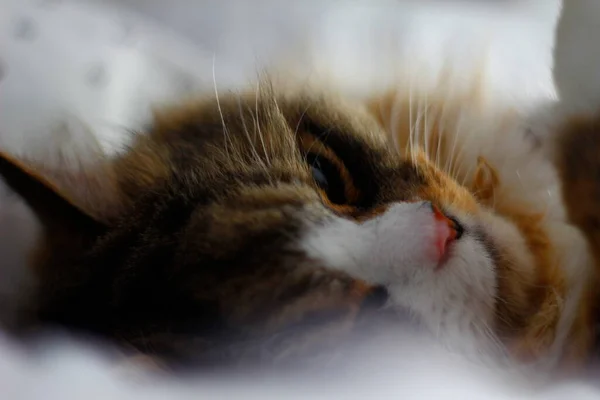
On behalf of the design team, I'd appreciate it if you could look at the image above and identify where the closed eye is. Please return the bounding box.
[297,130,365,208]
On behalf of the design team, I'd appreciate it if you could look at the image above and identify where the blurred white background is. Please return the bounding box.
[0,0,561,150]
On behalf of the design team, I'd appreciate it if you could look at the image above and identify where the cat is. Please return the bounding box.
[2,72,600,374]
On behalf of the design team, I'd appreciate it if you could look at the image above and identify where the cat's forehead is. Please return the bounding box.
[153,90,389,149]
[148,90,469,210]
[141,90,400,198]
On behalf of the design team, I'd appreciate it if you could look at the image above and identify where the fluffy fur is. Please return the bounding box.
[1,75,600,376]
[368,85,597,370]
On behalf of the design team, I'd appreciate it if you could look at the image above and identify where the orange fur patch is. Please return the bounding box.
[369,92,581,366]
[412,151,479,215]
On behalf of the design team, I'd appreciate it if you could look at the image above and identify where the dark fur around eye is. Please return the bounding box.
[1,90,410,370]
[306,152,347,204]
[299,121,382,208]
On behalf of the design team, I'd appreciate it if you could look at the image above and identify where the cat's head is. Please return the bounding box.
[0,85,552,366]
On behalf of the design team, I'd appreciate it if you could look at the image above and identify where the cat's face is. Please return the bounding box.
[1,87,534,365]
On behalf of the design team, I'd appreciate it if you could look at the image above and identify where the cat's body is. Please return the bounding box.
[1,79,599,375]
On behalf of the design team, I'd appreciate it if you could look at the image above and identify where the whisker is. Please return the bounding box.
[293,105,311,139]
[448,111,464,179]
[435,114,447,169]
[302,127,334,167]
[408,79,416,165]
[476,316,507,359]
[460,163,475,187]
[414,96,423,158]
[440,105,452,174]
[212,54,233,159]
[254,80,271,166]
[268,87,280,159]
[451,116,477,183]
[389,92,402,155]
[237,97,268,172]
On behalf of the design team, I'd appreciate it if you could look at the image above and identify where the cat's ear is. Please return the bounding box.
[0,125,126,226]
[471,156,499,205]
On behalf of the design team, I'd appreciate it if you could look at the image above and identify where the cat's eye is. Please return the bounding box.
[311,161,329,190]
[306,153,347,204]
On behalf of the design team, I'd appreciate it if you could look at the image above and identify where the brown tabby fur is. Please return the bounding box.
[0,88,424,367]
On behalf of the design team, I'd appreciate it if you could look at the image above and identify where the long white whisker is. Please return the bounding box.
[460,163,475,187]
[453,121,477,183]
[441,101,453,174]
[269,88,280,158]
[442,78,462,177]
[435,107,443,169]
[254,81,271,166]
[294,105,311,139]
[414,96,423,158]
[212,54,233,160]
[476,316,507,359]
[409,80,416,165]
[237,97,268,172]
[449,112,465,179]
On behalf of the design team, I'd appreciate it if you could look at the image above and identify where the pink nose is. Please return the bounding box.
[431,205,460,263]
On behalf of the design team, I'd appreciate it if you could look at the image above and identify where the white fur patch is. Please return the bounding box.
[301,201,499,357]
